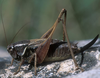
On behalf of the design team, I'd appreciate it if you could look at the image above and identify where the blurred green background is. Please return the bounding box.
[0,0,100,47]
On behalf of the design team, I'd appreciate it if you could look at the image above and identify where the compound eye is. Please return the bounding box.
[7,46,13,52]
[9,47,13,51]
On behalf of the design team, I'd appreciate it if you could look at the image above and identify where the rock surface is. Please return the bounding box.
[0,39,100,78]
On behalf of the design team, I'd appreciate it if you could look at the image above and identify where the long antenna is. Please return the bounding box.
[1,1,30,45]
[10,22,29,44]
[1,1,8,46]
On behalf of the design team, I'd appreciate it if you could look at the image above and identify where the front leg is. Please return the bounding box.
[14,58,24,75]
[6,58,14,66]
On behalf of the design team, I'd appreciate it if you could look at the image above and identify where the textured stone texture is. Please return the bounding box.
[0,39,100,78]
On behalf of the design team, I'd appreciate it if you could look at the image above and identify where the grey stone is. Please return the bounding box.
[0,39,100,78]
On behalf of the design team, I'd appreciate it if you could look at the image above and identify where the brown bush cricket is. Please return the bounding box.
[1,9,99,75]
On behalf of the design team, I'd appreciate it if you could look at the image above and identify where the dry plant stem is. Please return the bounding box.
[14,59,24,75]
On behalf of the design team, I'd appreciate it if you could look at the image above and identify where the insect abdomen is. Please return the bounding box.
[44,43,80,62]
